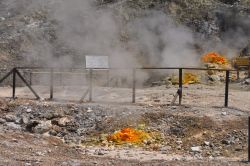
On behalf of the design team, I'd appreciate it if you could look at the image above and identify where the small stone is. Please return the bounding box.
[87,108,93,113]
[208,75,220,82]
[43,112,54,120]
[244,78,250,85]
[11,139,18,143]
[0,118,6,124]
[94,149,105,155]
[212,151,221,157]
[144,139,152,145]
[209,143,215,148]
[191,146,202,152]
[177,145,182,150]
[61,161,68,166]
[61,160,80,166]
[21,116,30,124]
[42,109,65,120]
[42,132,50,137]
[176,140,183,145]
[58,117,71,127]
[221,139,230,145]
[49,130,58,136]
[209,156,214,160]
[26,108,32,113]
[35,151,46,156]
[40,98,45,102]
[235,146,243,151]
[15,118,22,124]
[204,141,210,146]
[173,157,181,161]
[206,63,216,68]
[221,112,227,116]
[160,146,171,152]
[194,153,203,160]
[0,17,5,21]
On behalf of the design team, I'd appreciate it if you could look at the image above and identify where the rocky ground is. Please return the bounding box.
[0,0,250,165]
[0,81,249,165]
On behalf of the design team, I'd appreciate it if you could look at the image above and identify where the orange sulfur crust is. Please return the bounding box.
[202,52,228,65]
[107,128,150,144]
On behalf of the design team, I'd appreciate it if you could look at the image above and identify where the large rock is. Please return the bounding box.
[191,146,202,152]
[244,78,250,85]
[41,110,65,120]
[33,121,52,134]
[57,117,72,127]
[0,118,6,124]
[6,122,21,130]
[4,114,17,122]
[208,75,221,82]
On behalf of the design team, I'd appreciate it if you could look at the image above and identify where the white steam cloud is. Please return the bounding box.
[127,11,199,67]
[52,0,138,68]
[4,0,250,85]
[2,0,250,69]
[2,0,201,70]
[50,0,200,69]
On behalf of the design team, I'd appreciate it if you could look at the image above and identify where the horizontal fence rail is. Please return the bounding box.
[0,67,249,108]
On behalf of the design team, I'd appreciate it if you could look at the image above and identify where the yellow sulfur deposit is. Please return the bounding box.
[170,72,199,85]
[107,128,150,144]
[183,72,199,84]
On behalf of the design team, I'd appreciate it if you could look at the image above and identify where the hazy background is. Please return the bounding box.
[1,0,250,85]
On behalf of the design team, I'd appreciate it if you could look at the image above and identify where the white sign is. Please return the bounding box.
[85,55,109,69]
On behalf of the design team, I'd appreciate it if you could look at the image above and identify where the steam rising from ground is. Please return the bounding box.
[4,0,200,69]
[38,0,200,84]
[200,8,250,58]
[52,0,138,68]
[51,0,200,68]
[2,0,250,85]
[127,11,199,67]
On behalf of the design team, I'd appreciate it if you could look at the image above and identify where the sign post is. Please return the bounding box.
[81,55,109,102]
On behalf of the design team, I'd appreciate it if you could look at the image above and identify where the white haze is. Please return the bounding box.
[3,0,199,69]
[3,0,250,85]
[51,0,200,68]
[127,11,199,67]
[48,0,200,84]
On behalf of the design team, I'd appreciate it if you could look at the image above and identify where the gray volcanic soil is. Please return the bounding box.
[0,82,249,165]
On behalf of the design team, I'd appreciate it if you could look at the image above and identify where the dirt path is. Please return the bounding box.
[0,84,249,111]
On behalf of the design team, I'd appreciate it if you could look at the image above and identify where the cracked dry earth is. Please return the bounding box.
[0,83,249,165]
